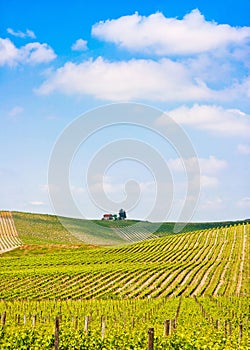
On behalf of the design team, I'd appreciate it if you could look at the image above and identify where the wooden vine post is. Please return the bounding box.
[1,311,6,326]
[54,316,60,350]
[148,327,154,350]
[84,316,89,333]
[239,323,243,343]
[164,319,170,337]
[101,317,106,340]
[32,314,36,327]
[75,316,78,330]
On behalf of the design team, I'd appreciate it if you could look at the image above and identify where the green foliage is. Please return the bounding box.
[0,297,249,349]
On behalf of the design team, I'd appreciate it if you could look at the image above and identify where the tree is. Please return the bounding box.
[119,209,126,220]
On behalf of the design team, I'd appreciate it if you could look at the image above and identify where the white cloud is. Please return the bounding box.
[237,197,250,208]
[237,144,250,155]
[89,175,124,195]
[30,201,45,206]
[0,38,56,66]
[0,38,19,66]
[70,186,85,194]
[34,9,250,104]
[159,104,250,137]
[167,156,227,189]
[19,42,56,64]
[139,181,156,193]
[8,106,24,118]
[71,38,88,51]
[168,156,227,175]
[40,184,49,193]
[92,10,250,55]
[197,156,227,174]
[87,175,155,200]
[201,197,223,210]
[7,28,36,39]
[200,175,219,188]
[36,57,213,101]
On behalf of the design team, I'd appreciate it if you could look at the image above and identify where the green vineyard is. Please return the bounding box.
[0,297,249,349]
[0,222,248,299]
[0,212,249,349]
[0,212,22,253]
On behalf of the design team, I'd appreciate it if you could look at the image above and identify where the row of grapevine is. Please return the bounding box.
[0,224,248,300]
[112,224,157,242]
[0,297,249,349]
[0,212,22,253]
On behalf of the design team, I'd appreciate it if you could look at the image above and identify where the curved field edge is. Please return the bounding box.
[0,223,248,300]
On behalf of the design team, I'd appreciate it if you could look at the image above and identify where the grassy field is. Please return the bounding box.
[0,211,249,349]
[12,212,126,246]
[12,211,250,245]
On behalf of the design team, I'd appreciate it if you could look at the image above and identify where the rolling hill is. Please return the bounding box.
[0,211,248,300]
[0,211,249,349]
[10,211,250,245]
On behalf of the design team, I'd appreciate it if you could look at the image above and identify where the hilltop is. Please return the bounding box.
[11,211,250,246]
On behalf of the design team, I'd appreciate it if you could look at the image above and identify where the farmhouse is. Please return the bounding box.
[102,214,113,220]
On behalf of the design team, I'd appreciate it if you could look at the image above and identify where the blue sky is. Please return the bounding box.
[0,0,250,222]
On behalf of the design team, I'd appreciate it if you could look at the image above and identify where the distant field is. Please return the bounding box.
[12,211,126,246]
[12,211,250,245]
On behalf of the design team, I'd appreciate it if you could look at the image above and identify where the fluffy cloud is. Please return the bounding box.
[36,57,214,101]
[34,10,250,104]
[0,38,56,66]
[237,197,250,208]
[8,106,24,118]
[7,28,36,39]
[197,156,227,174]
[159,104,250,137]
[201,197,223,210]
[237,144,250,155]
[168,156,227,188]
[30,201,45,206]
[200,175,219,188]
[92,10,250,55]
[0,38,18,66]
[168,156,227,175]
[21,42,56,64]
[71,38,88,51]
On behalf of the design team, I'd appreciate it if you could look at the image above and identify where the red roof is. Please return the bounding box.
[103,214,112,217]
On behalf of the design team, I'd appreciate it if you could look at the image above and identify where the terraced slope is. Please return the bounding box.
[0,211,22,253]
[0,223,248,300]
